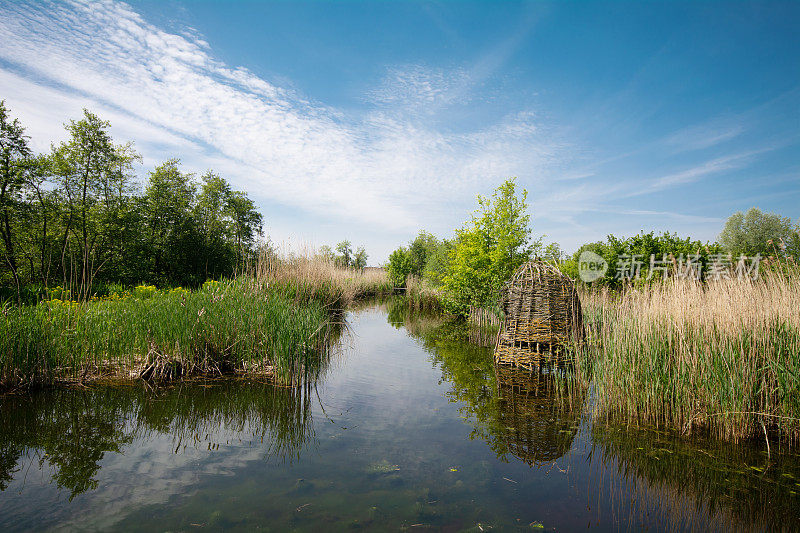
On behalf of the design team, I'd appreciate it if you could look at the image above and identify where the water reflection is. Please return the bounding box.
[0,380,315,500]
[589,423,800,531]
[0,301,797,531]
[495,365,582,467]
[388,299,800,530]
[387,300,581,467]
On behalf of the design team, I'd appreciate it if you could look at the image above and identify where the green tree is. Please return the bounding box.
[720,207,799,259]
[195,172,234,279]
[443,178,534,313]
[353,246,368,271]
[335,240,353,268]
[318,245,335,262]
[226,190,263,271]
[144,160,197,283]
[422,239,452,287]
[50,109,139,298]
[0,100,32,299]
[407,230,439,277]
[387,247,411,288]
[561,231,723,288]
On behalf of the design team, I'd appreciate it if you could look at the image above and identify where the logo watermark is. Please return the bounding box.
[578,250,608,282]
[578,252,762,283]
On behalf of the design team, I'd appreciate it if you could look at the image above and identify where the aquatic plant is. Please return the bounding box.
[0,279,337,389]
[577,266,800,445]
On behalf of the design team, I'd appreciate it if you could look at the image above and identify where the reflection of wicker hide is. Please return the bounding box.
[496,365,580,466]
[494,262,584,369]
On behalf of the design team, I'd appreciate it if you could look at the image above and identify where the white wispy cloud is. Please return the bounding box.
[0,0,561,239]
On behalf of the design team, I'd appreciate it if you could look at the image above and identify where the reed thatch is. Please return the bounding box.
[494,261,584,368]
[496,365,581,466]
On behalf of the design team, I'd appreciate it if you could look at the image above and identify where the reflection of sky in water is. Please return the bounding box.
[1,305,798,532]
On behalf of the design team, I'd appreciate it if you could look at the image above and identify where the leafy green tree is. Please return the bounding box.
[387,247,411,288]
[353,246,368,271]
[407,231,439,277]
[541,242,563,263]
[335,240,353,268]
[195,172,235,279]
[561,231,723,288]
[0,106,269,298]
[422,239,452,287]
[226,190,263,270]
[50,109,139,297]
[318,245,335,262]
[143,160,197,283]
[442,178,534,313]
[0,100,32,299]
[720,207,799,259]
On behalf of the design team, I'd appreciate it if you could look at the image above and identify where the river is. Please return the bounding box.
[0,301,798,531]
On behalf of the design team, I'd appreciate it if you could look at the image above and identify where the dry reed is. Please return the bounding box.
[578,265,800,445]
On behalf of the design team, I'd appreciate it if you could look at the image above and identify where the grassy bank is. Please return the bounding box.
[0,255,390,391]
[577,266,800,445]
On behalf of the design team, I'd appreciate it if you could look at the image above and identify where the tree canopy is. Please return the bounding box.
[442,178,535,313]
[0,101,264,300]
[719,207,799,259]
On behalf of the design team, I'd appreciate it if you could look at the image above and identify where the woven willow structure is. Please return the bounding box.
[494,261,584,369]
[495,365,581,466]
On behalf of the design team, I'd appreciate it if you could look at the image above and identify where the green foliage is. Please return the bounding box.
[422,239,452,287]
[0,100,32,300]
[335,240,353,268]
[442,178,535,313]
[561,231,723,288]
[0,279,335,389]
[0,104,263,293]
[720,207,800,259]
[353,246,368,270]
[317,241,368,270]
[386,231,442,289]
[387,247,411,288]
[407,231,439,277]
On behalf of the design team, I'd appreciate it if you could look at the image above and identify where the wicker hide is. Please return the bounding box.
[496,365,581,466]
[494,261,584,369]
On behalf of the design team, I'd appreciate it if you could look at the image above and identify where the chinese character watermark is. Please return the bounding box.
[577,252,761,282]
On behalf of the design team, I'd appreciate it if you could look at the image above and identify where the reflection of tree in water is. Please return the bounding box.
[388,299,582,466]
[0,380,316,500]
[0,318,344,500]
[590,424,800,531]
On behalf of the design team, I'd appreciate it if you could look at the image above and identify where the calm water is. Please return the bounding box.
[1,301,798,531]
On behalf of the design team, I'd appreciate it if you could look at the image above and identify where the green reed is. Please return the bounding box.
[576,267,800,445]
[0,279,334,389]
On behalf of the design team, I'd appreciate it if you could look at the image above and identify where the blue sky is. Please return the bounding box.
[1,0,798,263]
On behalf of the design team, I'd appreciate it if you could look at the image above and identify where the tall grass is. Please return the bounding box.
[401,275,445,312]
[578,265,800,445]
[0,279,340,389]
[250,250,391,307]
[0,250,390,391]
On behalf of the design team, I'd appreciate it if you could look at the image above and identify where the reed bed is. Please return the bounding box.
[0,279,336,390]
[250,250,391,308]
[578,266,800,445]
[0,250,390,391]
[402,275,445,312]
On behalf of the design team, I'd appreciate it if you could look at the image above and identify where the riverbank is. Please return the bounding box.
[0,256,391,391]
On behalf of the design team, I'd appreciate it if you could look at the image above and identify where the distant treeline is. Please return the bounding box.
[1,101,263,301]
[387,178,800,314]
